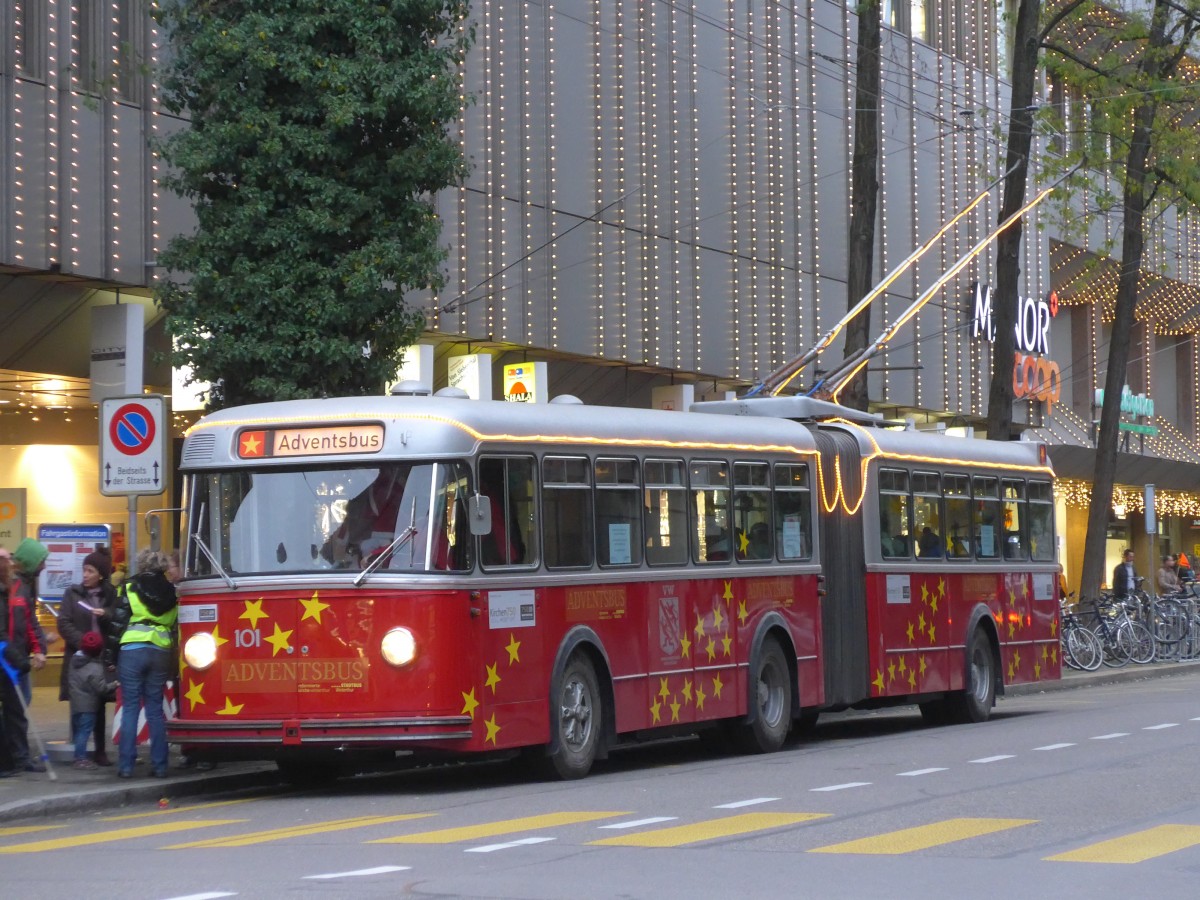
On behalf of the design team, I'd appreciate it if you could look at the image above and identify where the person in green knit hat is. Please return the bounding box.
[1,538,49,775]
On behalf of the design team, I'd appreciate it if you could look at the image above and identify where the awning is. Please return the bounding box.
[1048,444,1200,493]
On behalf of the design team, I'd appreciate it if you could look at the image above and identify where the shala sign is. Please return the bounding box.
[970,283,1061,410]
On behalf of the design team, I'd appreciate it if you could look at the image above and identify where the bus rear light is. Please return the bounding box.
[183,632,219,672]
[381,627,417,667]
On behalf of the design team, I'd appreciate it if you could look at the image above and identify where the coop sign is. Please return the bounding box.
[970,283,1061,411]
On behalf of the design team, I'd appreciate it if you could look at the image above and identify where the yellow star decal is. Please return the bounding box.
[484,713,501,745]
[712,673,724,699]
[919,655,928,676]
[659,677,671,700]
[485,662,501,694]
[1042,645,1049,662]
[505,633,521,664]
[906,621,915,644]
[1051,645,1058,664]
[1013,648,1021,670]
[887,661,896,682]
[461,687,479,719]
[240,433,262,455]
[669,697,681,722]
[210,625,228,647]
[299,592,329,624]
[907,668,917,689]
[679,633,691,658]
[712,604,725,630]
[650,698,662,723]
[921,583,930,604]
[215,697,244,716]
[737,599,748,626]
[1008,587,1017,604]
[1008,659,1016,680]
[695,684,707,710]
[265,622,293,657]
[918,612,926,633]
[872,669,885,693]
[1008,619,1017,640]
[721,634,733,657]
[184,679,205,711]
[898,655,907,674]
[239,598,268,629]
[929,595,938,615]
[723,581,734,603]
[1023,579,1030,597]
[694,613,706,639]
[938,577,946,598]
[1034,661,1041,680]
[928,623,936,643]
[705,637,717,661]
[682,679,693,703]
[738,531,750,554]
[1051,616,1058,637]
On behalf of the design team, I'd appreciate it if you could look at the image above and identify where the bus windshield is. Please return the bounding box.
[188,461,473,576]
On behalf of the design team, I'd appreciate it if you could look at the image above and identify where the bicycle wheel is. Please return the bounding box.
[1118,620,1156,665]
[1066,625,1103,671]
[1094,623,1130,668]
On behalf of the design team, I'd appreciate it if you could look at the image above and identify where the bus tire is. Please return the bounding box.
[946,627,995,724]
[546,653,602,780]
[732,636,792,754]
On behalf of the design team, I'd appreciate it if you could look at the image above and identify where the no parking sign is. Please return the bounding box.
[99,394,167,496]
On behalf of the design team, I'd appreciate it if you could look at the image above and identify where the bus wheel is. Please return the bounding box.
[547,654,602,780]
[733,637,791,753]
[947,627,995,724]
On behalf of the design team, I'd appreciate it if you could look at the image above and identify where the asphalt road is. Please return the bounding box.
[5,672,1200,899]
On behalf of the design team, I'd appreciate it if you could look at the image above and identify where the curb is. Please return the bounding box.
[1005,658,1200,697]
[0,765,283,824]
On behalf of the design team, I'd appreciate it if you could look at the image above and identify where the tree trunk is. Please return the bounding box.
[841,1,881,411]
[986,0,1042,441]
[1078,0,1170,599]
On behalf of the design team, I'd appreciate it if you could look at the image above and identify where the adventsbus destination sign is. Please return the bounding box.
[237,424,385,459]
[970,283,1061,410]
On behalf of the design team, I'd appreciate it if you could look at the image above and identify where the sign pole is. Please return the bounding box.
[1145,484,1156,600]
[127,495,138,569]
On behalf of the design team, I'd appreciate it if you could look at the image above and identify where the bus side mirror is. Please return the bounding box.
[469,493,492,536]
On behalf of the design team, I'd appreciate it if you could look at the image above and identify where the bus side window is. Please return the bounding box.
[734,462,772,561]
[644,459,687,567]
[690,460,730,563]
[943,474,972,559]
[878,468,910,559]
[543,456,594,569]
[1002,479,1027,559]
[596,458,642,567]
[478,456,536,567]
[1028,480,1055,561]
[912,471,943,559]
[774,463,812,560]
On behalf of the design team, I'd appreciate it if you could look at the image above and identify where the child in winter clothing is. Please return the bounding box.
[69,631,117,769]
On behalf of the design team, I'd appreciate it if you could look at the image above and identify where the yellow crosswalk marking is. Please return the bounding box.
[1046,825,1200,864]
[0,825,63,837]
[591,813,828,848]
[809,818,1037,855]
[372,812,629,844]
[0,820,246,854]
[102,798,256,821]
[166,814,434,849]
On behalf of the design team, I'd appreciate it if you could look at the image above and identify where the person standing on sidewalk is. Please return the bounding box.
[68,631,117,770]
[112,549,178,779]
[1112,549,1138,599]
[58,548,117,766]
[0,539,49,775]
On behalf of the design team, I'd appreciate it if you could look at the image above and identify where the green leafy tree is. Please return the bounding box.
[154,0,473,408]
[1039,0,1200,598]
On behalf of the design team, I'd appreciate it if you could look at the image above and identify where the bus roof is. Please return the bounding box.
[180,395,823,469]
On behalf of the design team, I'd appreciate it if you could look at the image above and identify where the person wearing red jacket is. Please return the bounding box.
[0,538,48,776]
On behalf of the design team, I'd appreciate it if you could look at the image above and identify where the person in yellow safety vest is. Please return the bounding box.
[111,548,178,779]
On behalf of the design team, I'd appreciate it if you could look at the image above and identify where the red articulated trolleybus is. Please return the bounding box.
[168,389,1060,782]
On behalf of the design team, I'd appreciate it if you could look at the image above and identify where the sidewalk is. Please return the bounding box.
[2,660,1198,823]
[0,684,279,823]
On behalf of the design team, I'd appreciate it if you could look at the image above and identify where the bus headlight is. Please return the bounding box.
[183,632,218,672]
[380,627,417,667]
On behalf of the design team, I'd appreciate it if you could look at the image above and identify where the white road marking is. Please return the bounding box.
[599,817,679,829]
[160,894,236,900]
[1144,723,1178,730]
[303,866,411,880]
[466,837,556,853]
[1091,733,1130,740]
[1034,743,1076,751]
[713,798,780,809]
[896,768,947,777]
[969,755,1015,764]
[810,782,871,792]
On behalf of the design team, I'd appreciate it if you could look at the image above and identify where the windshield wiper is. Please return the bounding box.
[192,502,237,589]
[354,498,419,587]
